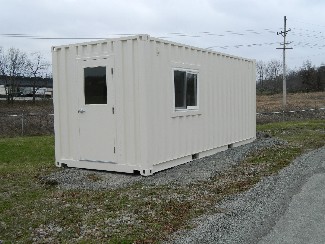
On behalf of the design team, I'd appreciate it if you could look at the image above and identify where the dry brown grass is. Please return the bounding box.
[257,91,325,112]
[1,92,324,135]
[0,99,53,114]
[2,92,324,114]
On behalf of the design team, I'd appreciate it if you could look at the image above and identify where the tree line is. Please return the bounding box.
[0,47,51,103]
[256,59,325,94]
[1,47,324,104]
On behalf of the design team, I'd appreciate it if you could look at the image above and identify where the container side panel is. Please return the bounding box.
[116,38,148,167]
[66,47,78,160]
[216,53,224,146]
[149,41,168,162]
[53,47,79,161]
[52,48,61,163]
[112,37,149,168]
[208,52,215,149]
[251,61,257,137]
[123,40,136,165]
[136,36,151,169]
[57,48,70,159]
[144,40,256,166]
[114,40,126,165]
[234,60,241,140]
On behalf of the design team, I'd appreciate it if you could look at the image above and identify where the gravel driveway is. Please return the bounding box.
[44,133,282,190]
[166,146,325,244]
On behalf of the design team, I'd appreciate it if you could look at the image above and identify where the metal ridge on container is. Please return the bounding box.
[52,34,255,62]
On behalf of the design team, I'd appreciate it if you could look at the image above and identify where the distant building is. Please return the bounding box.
[0,85,6,97]
[0,75,53,88]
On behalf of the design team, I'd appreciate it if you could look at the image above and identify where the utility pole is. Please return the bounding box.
[277,16,293,109]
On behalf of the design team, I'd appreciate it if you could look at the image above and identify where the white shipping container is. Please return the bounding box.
[52,34,256,176]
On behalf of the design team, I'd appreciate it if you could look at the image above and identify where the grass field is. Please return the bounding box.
[0,120,324,243]
[257,91,325,112]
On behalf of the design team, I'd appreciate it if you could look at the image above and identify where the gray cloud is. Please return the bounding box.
[1,0,325,68]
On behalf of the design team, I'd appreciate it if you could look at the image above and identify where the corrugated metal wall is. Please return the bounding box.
[53,35,255,173]
[142,38,255,167]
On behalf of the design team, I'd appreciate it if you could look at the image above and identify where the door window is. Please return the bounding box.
[84,66,107,104]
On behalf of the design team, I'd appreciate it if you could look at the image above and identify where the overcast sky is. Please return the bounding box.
[1,0,325,70]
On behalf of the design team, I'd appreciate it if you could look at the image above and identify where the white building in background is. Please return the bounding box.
[0,85,6,97]
[52,35,256,176]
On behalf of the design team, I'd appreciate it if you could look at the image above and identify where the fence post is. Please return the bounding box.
[282,110,285,122]
[21,112,24,136]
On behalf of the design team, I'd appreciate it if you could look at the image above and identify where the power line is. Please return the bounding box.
[1,27,324,67]
[290,19,325,28]
[2,31,325,52]
[289,51,325,60]
[3,32,325,53]
[0,28,279,40]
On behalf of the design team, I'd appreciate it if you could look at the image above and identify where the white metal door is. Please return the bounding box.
[77,57,116,163]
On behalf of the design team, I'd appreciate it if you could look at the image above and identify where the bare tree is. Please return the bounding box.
[256,60,266,84]
[299,60,318,92]
[316,65,325,91]
[0,48,28,103]
[256,58,324,94]
[26,52,50,103]
[265,59,282,81]
[263,60,282,93]
[0,47,8,92]
[0,47,4,74]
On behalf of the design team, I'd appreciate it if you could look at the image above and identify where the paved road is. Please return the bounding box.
[168,147,325,244]
[259,169,325,244]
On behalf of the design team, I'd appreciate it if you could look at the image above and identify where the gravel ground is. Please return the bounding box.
[43,133,284,190]
[41,135,325,243]
[166,146,325,244]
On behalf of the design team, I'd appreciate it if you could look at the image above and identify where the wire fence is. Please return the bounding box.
[0,108,324,137]
[0,112,54,137]
[256,107,325,124]
[0,98,53,137]
[1,93,324,137]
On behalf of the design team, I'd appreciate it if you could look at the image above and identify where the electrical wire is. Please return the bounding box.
[0,27,280,40]
[1,25,325,65]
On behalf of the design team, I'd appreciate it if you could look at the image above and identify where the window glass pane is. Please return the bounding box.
[84,66,107,104]
[186,73,197,106]
[174,70,186,108]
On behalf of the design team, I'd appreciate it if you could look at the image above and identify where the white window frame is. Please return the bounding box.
[173,68,199,111]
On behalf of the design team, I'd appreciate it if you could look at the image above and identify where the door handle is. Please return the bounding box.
[78,108,86,113]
